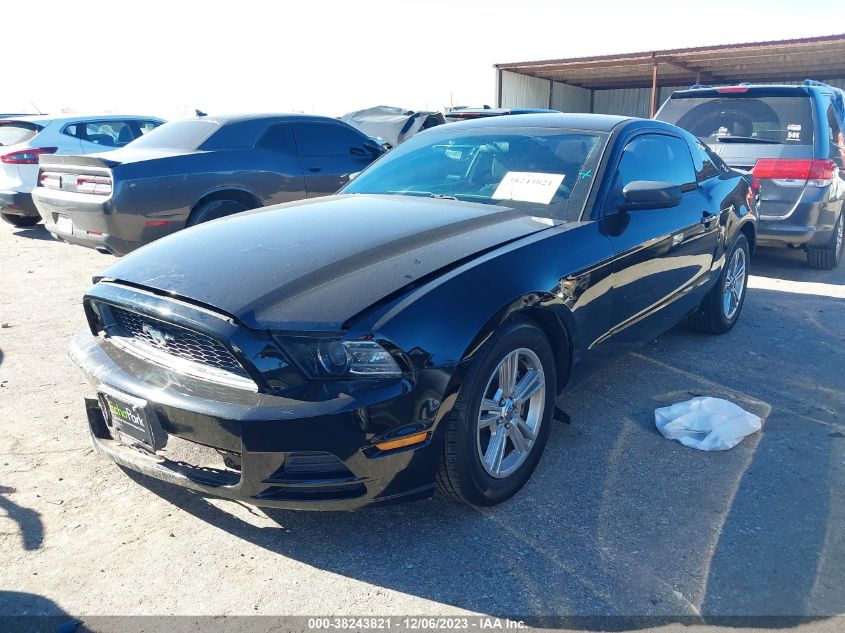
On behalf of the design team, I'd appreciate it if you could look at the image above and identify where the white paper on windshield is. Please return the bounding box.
[492,172,564,205]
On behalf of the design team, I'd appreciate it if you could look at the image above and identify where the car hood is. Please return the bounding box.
[101,194,553,330]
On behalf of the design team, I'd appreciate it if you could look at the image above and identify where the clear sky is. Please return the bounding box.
[4,0,844,120]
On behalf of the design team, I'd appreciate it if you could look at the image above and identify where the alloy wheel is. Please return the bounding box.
[476,348,546,479]
[722,246,747,320]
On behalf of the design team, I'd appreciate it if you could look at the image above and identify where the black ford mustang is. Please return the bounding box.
[70,113,757,509]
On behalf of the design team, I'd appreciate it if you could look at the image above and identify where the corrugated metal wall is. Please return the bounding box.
[591,86,689,116]
[552,82,591,112]
[500,71,550,108]
[501,72,845,118]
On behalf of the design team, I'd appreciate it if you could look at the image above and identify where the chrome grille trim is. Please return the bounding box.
[102,305,257,391]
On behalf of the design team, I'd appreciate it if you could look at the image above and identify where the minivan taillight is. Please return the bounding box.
[76,175,112,195]
[0,147,58,164]
[752,158,836,187]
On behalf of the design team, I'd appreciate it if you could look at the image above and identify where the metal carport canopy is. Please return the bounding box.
[495,34,845,116]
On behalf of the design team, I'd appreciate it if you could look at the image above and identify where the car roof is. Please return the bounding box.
[0,114,164,124]
[182,113,348,126]
[442,112,635,132]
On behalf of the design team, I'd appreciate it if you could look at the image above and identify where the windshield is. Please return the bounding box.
[342,126,607,221]
[128,119,219,150]
[657,94,814,146]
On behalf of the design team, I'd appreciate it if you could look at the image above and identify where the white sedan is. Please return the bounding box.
[0,114,164,227]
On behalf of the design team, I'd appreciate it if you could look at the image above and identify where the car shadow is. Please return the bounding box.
[0,486,43,551]
[0,590,84,633]
[118,277,843,629]
[751,246,843,285]
[8,224,56,242]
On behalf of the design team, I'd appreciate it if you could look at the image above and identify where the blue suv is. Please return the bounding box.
[657,80,845,269]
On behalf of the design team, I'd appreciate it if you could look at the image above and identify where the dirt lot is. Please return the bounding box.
[1,223,843,631]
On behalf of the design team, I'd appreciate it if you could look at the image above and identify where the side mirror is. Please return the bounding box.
[363,140,385,157]
[619,180,682,211]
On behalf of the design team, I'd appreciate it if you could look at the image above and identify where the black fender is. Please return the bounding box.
[357,223,615,435]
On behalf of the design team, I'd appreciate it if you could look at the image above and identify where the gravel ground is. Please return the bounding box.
[0,224,843,632]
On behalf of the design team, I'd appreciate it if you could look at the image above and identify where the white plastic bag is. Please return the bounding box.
[654,396,762,451]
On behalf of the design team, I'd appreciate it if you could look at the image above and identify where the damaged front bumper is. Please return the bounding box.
[69,331,439,510]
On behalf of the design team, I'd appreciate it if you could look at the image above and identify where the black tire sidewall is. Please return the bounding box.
[453,320,556,506]
[188,199,249,226]
[834,213,844,265]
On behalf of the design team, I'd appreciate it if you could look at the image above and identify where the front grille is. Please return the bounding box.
[106,305,248,378]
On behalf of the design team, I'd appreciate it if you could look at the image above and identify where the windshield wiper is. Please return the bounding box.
[716,136,780,144]
[382,190,460,200]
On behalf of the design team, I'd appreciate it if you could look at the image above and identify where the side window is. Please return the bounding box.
[826,104,845,168]
[613,134,697,193]
[112,121,137,146]
[137,120,161,136]
[256,123,297,154]
[693,140,721,180]
[70,121,134,147]
[293,122,367,157]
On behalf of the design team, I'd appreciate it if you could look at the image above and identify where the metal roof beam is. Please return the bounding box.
[660,57,724,84]
[495,33,845,70]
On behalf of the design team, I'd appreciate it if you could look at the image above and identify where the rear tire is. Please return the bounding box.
[1,213,40,227]
[436,318,556,506]
[691,234,750,335]
[807,212,843,270]
[186,198,251,227]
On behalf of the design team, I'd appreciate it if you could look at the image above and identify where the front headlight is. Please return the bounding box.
[275,336,402,379]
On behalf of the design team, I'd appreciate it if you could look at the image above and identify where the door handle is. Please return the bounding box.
[309,167,321,173]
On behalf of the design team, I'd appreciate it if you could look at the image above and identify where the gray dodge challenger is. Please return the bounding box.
[32,114,385,255]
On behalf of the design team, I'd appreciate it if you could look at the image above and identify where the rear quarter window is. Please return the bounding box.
[129,120,219,150]
[0,122,40,146]
[658,95,814,145]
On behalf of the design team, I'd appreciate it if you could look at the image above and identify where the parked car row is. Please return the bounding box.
[19,107,563,255]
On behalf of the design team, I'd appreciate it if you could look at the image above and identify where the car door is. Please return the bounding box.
[600,132,721,347]
[292,122,376,197]
[253,122,307,205]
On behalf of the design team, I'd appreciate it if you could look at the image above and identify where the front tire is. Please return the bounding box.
[437,318,557,506]
[187,198,250,227]
[1,213,40,227]
[691,234,750,335]
[807,212,843,270]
